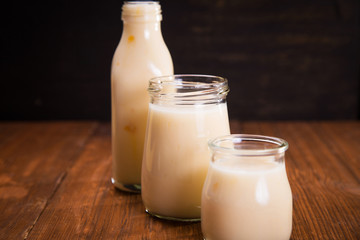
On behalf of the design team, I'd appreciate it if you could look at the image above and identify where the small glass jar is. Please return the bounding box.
[141,74,230,221]
[202,134,292,240]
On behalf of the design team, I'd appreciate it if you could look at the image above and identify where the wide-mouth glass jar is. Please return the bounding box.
[141,74,230,221]
[202,134,292,239]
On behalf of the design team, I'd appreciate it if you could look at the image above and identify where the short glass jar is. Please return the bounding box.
[201,134,293,240]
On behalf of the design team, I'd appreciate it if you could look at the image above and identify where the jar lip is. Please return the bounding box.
[148,74,229,105]
[208,134,289,156]
[149,74,228,90]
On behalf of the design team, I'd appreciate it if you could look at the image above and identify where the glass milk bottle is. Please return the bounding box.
[111,1,173,192]
[141,75,230,221]
[202,134,293,240]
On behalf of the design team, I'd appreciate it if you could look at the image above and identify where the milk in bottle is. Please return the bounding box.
[111,1,173,192]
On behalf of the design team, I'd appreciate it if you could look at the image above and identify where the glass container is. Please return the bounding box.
[111,1,173,193]
[202,134,292,240]
[142,74,230,221]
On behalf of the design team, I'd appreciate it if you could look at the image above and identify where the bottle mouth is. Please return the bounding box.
[122,1,162,22]
[208,134,289,156]
[148,74,229,105]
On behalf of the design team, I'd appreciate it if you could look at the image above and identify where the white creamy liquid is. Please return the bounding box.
[111,2,173,189]
[201,159,292,240]
[141,103,230,219]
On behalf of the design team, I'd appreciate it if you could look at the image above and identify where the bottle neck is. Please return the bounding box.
[122,2,161,22]
[123,21,161,35]
[121,1,162,37]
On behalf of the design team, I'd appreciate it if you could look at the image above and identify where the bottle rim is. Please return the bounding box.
[208,134,289,156]
[124,1,159,4]
[122,1,161,21]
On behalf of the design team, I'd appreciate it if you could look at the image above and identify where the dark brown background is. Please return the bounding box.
[2,0,359,121]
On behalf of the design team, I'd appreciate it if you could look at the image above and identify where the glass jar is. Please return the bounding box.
[202,134,292,240]
[141,74,230,221]
[111,1,173,193]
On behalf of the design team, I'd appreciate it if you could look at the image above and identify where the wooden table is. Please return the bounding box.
[0,121,359,239]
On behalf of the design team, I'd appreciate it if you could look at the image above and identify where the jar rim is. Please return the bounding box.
[208,134,289,156]
[148,74,229,105]
[149,74,227,88]
[148,74,228,93]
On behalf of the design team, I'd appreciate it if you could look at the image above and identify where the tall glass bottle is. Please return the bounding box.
[111,1,173,192]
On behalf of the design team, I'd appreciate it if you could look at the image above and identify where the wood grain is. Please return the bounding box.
[0,122,97,239]
[237,121,360,240]
[0,121,359,239]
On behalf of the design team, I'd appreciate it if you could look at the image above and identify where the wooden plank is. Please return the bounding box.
[238,121,360,239]
[1,121,359,239]
[0,122,97,239]
[26,123,202,239]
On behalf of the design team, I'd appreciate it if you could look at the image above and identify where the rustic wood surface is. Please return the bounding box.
[0,121,359,239]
